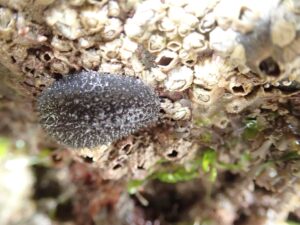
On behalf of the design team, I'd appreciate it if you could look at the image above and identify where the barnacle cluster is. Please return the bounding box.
[1,0,300,224]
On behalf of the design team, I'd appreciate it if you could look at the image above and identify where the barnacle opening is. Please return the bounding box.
[167,150,178,158]
[157,56,174,66]
[232,85,245,94]
[258,57,281,76]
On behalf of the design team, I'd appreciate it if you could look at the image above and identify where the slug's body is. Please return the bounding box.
[37,71,160,148]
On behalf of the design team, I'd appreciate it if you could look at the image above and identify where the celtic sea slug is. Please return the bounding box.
[37,71,160,148]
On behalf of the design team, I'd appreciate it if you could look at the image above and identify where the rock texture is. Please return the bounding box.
[1,0,300,225]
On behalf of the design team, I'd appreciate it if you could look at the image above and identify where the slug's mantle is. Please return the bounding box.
[37,71,160,148]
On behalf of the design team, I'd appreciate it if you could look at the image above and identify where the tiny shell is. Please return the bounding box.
[190,85,223,106]
[165,66,193,92]
[198,13,216,34]
[80,6,108,33]
[193,58,234,89]
[50,59,70,74]
[45,5,81,40]
[51,35,74,52]
[227,75,254,96]
[108,1,121,17]
[99,62,123,74]
[160,99,191,120]
[148,34,166,53]
[209,27,237,57]
[167,40,182,52]
[183,32,206,52]
[100,39,122,60]
[158,17,176,32]
[80,49,101,69]
[151,67,167,82]
[179,49,198,67]
[178,23,192,37]
[231,5,260,34]
[124,21,144,39]
[171,103,191,120]
[101,18,123,41]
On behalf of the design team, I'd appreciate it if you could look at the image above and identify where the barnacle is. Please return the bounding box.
[37,71,160,148]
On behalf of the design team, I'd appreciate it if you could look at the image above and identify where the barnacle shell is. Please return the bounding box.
[198,13,216,34]
[37,71,160,148]
[108,1,121,17]
[80,6,108,34]
[101,18,123,41]
[45,4,81,40]
[155,50,179,71]
[227,74,254,96]
[165,66,193,92]
[161,99,191,120]
[183,32,207,53]
[179,49,198,67]
[148,34,166,53]
[167,40,182,52]
[190,85,223,106]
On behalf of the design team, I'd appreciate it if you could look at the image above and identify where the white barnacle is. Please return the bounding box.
[101,18,123,41]
[167,40,182,52]
[148,34,166,53]
[183,32,207,52]
[155,50,179,71]
[45,4,81,40]
[179,49,198,67]
[80,6,108,33]
[108,1,121,17]
[165,66,193,92]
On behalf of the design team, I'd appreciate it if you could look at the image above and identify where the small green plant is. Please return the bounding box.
[127,179,145,194]
[201,148,217,182]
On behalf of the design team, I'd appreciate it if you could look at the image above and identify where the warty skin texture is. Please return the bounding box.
[37,71,160,148]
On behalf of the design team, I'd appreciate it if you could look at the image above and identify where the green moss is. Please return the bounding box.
[199,132,213,143]
[194,117,212,127]
[127,179,145,194]
[287,221,300,225]
[153,165,199,183]
[279,151,300,161]
[201,148,218,182]
[0,137,10,159]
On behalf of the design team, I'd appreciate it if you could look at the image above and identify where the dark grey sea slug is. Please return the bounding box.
[37,71,160,148]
